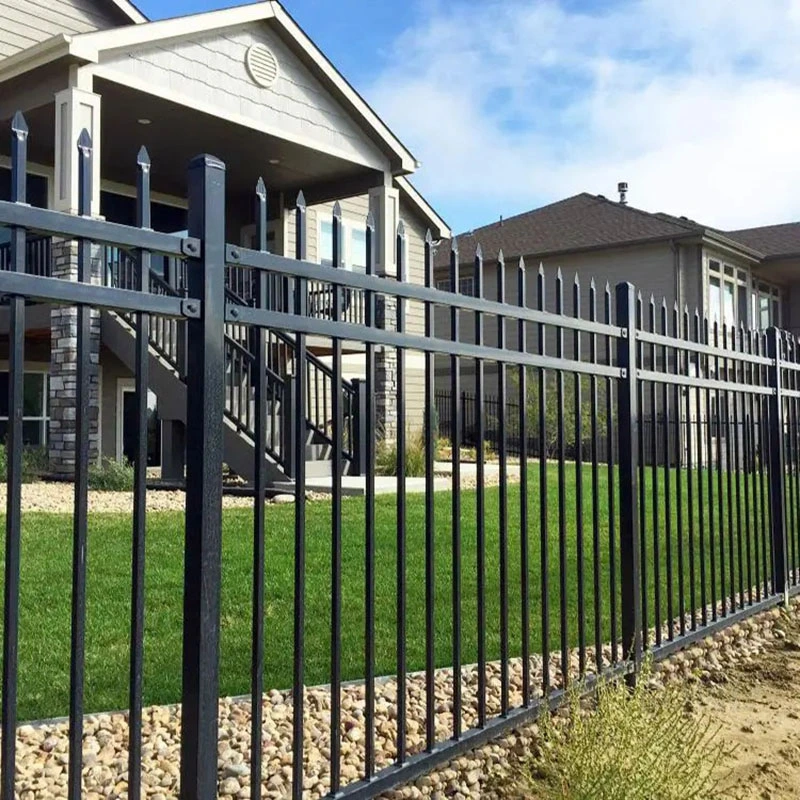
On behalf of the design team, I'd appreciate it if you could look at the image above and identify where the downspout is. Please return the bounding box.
[670,239,681,311]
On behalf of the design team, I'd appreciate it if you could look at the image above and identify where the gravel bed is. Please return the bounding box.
[0,483,332,514]
[7,592,796,799]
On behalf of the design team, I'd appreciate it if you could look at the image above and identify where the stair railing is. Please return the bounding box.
[0,234,51,276]
[104,246,357,472]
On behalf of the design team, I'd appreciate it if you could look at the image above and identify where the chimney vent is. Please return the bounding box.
[618,181,628,205]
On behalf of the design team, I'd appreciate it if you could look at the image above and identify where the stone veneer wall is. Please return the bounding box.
[375,295,398,441]
[48,239,101,475]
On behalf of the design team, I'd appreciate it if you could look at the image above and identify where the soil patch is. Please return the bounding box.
[708,614,800,799]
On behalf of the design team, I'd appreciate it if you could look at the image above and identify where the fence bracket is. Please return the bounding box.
[181,236,202,257]
[180,298,201,318]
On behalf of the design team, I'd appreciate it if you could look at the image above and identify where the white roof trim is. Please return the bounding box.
[68,2,276,59]
[0,35,73,83]
[396,176,450,239]
[270,4,417,174]
[109,0,148,24]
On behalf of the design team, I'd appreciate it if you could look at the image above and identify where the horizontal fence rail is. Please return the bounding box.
[1,111,800,800]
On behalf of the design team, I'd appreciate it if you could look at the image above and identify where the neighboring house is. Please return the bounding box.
[0,0,450,483]
[434,188,797,397]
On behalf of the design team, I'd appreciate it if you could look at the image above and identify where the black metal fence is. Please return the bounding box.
[1,111,800,800]
[436,388,763,469]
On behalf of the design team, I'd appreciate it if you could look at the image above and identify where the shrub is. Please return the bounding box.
[88,458,135,491]
[518,665,730,800]
[376,429,429,477]
[0,444,49,483]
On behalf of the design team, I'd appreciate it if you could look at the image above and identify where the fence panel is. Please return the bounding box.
[0,111,800,800]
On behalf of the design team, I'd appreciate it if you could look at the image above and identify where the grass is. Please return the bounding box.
[0,460,783,721]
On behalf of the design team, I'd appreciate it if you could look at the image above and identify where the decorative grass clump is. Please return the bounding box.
[87,457,135,491]
[523,666,731,800]
[0,444,48,483]
[375,429,429,477]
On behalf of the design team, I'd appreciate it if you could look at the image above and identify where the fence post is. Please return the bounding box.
[180,154,226,800]
[349,378,368,476]
[615,282,642,677]
[766,327,789,602]
[282,375,297,480]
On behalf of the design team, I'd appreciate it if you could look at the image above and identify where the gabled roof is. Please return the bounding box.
[51,0,417,174]
[0,1,417,173]
[726,222,800,260]
[435,192,776,267]
[436,193,703,266]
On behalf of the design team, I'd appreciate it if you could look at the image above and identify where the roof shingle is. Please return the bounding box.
[435,193,701,266]
[725,222,800,259]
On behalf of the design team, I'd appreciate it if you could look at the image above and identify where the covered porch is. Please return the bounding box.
[0,1,421,478]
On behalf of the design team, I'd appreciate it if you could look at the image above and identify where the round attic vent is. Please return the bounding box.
[245,44,279,88]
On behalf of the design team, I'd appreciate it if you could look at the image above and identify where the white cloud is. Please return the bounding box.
[369,0,800,232]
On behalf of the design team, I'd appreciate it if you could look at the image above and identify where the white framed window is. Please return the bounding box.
[350,227,367,272]
[318,216,372,273]
[707,258,749,330]
[751,279,782,329]
[0,370,49,446]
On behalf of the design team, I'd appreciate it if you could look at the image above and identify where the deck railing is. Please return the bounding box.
[0,234,51,276]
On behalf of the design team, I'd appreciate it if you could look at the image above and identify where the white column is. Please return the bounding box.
[54,86,101,215]
[369,177,400,277]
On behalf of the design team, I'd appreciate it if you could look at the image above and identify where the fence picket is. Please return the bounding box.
[0,111,798,800]
[1,110,27,800]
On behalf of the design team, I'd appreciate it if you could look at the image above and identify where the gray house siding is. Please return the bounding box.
[97,23,389,171]
[435,241,678,397]
[0,0,125,60]
[297,193,428,433]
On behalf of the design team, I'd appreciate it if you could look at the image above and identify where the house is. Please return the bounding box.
[434,186,797,400]
[0,0,450,483]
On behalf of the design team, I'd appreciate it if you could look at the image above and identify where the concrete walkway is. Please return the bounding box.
[277,462,522,496]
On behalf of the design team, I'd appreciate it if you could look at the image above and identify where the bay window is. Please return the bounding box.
[707,259,749,330]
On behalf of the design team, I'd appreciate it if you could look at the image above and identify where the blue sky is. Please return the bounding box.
[137,0,800,235]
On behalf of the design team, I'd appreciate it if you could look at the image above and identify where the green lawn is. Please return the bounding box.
[0,461,783,722]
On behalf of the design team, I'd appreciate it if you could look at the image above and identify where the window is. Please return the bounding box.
[350,228,367,272]
[320,219,334,267]
[707,258,748,328]
[0,372,48,446]
[319,217,371,272]
[436,277,475,296]
[709,276,722,325]
[751,280,781,329]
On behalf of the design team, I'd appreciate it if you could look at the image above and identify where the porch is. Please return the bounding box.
[0,16,411,480]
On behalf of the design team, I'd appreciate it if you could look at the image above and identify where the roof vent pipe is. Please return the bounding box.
[618,181,628,205]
